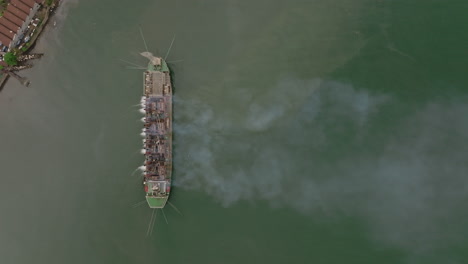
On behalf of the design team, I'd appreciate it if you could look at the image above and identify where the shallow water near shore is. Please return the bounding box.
[1,0,468,263]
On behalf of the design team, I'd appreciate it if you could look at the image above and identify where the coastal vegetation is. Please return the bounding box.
[4,52,18,66]
[0,0,5,16]
[21,43,31,52]
[0,0,59,88]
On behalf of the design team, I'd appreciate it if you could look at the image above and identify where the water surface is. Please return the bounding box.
[1,0,468,263]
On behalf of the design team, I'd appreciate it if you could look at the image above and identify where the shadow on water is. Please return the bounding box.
[0,76,10,93]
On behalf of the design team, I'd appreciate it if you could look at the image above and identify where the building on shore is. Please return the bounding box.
[0,0,43,52]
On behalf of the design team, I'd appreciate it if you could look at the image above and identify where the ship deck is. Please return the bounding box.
[141,57,172,208]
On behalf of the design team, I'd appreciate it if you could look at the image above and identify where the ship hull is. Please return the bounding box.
[141,56,172,209]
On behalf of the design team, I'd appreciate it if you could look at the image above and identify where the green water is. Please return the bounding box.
[1,0,468,263]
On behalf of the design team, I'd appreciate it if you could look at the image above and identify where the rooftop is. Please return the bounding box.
[3,11,24,28]
[0,32,11,47]
[11,0,33,15]
[7,5,28,21]
[0,24,15,39]
[0,17,20,32]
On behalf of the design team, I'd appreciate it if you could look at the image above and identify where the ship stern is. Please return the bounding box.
[146,196,168,208]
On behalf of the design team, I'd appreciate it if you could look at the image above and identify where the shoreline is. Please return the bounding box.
[0,0,61,92]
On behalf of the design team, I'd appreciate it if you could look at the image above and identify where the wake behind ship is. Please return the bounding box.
[140,53,172,208]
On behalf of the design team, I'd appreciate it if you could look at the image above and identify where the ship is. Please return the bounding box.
[140,52,172,208]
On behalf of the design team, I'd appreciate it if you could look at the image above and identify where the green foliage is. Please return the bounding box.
[0,65,3,70]
[21,42,32,52]
[0,0,6,15]
[4,52,18,66]
[46,0,54,6]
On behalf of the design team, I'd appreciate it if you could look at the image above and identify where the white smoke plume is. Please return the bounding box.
[173,77,468,257]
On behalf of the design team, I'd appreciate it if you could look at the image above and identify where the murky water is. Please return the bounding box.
[1,0,468,263]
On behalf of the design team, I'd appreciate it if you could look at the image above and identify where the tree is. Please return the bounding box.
[4,52,17,66]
